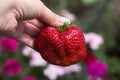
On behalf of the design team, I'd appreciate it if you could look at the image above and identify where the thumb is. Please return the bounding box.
[38,2,70,27]
[17,0,70,27]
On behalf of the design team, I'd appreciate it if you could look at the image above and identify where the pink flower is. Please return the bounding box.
[44,64,81,80]
[85,33,104,50]
[22,76,37,80]
[2,58,22,76]
[0,38,19,52]
[86,60,108,78]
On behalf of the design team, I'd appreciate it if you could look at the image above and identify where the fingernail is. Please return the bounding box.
[61,17,71,24]
[51,17,71,27]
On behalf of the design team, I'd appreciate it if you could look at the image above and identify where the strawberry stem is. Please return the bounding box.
[57,22,70,32]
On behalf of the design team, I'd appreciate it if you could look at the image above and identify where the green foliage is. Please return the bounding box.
[81,0,100,6]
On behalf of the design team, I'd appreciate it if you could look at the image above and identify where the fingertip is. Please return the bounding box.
[14,34,34,48]
[38,2,71,27]
[59,17,71,26]
[50,16,71,27]
[61,17,71,24]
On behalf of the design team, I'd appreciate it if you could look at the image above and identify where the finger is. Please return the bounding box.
[15,33,34,48]
[27,19,44,28]
[11,22,34,48]
[38,1,71,27]
[23,21,40,37]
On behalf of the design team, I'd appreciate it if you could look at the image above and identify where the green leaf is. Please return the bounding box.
[57,22,70,32]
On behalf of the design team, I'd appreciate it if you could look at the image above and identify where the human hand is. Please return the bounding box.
[0,0,70,48]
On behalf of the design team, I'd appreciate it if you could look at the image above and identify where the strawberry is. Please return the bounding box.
[34,23,87,66]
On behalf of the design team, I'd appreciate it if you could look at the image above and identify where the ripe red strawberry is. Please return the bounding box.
[34,23,87,66]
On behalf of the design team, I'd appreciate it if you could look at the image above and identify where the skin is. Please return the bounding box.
[0,0,70,48]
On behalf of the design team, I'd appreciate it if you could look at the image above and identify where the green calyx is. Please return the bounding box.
[57,22,70,32]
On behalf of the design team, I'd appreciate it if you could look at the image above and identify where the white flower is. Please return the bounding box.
[30,52,47,67]
[22,46,47,67]
[44,64,81,80]
[60,9,76,21]
[64,64,81,74]
[85,33,104,50]
[22,46,33,56]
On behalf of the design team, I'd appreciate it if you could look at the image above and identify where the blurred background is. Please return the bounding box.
[0,0,120,80]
